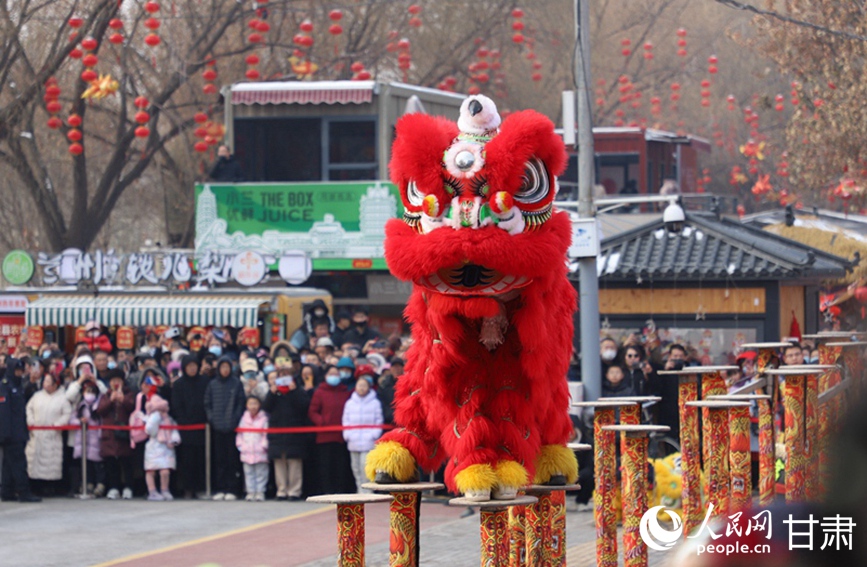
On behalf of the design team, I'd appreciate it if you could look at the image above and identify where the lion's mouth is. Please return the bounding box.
[417,263,532,296]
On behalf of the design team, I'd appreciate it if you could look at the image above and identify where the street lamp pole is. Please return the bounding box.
[574,0,601,401]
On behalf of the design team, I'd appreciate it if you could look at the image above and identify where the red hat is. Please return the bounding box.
[736,351,757,362]
[354,364,376,379]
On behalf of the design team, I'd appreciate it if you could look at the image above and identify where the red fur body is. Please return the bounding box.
[378,108,577,492]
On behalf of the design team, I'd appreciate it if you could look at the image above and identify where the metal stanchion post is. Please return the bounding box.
[205,423,212,498]
[80,421,91,499]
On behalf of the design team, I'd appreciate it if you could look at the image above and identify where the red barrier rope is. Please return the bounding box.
[29,423,391,433]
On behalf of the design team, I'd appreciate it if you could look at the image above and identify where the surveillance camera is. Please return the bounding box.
[663,202,685,233]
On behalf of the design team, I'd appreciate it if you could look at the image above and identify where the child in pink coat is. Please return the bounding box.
[236,396,269,501]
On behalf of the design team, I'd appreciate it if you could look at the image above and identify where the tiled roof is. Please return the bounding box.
[592,212,853,282]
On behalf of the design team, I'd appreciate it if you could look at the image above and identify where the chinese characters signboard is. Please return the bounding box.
[194,181,402,270]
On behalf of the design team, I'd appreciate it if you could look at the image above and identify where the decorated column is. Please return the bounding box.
[307,493,393,567]
[450,496,538,567]
[602,425,670,567]
[574,400,638,567]
[362,481,445,567]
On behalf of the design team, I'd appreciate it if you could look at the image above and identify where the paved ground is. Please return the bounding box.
[0,496,672,566]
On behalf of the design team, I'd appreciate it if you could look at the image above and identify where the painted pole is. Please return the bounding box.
[361,481,445,567]
[657,370,702,535]
[574,400,636,566]
[450,495,538,567]
[307,493,393,567]
[602,425,670,567]
[508,504,527,567]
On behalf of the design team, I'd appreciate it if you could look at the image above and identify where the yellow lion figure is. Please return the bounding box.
[651,452,684,519]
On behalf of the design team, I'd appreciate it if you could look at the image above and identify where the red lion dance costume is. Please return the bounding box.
[365,95,578,501]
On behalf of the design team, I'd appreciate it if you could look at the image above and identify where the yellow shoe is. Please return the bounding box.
[455,463,498,501]
[533,445,579,485]
[492,460,529,500]
[365,441,418,483]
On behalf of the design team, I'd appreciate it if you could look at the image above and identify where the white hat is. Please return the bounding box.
[84,320,100,333]
[315,337,334,348]
[74,355,95,379]
[366,353,387,374]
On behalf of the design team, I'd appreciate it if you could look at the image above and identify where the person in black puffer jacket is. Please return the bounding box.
[204,356,244,500]
[262,369,312,499]
[1,358,40,502]
[171,354,212,498]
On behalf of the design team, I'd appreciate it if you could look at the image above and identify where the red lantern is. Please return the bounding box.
[202,69,217,81]
[621,48,631,57]
[356,70,371,80]
[109,33,124,44]
[46,100,62,114]
[145,18,160,30]
[47,116,63,129]
[329,24,343,35]
[248,32,262,44]
[532,61,542,70]
[532,72,542,82]
[397,38,410,50]
[203,84,218,95]
[194,141,209,153]
[194,112,208,124]
[245,68,260,80]
[68,17,83,29]
[82,54,98,67]
[67,114,82,127]
[245,54,260,66]
[512,8,524,18]
[670,82,681,91]
[299,35,314,47]
[109,18,123,30]
[408,4,422,14]
[45,83,61,97]
[81,69,98,82]
[194,126,207,138]
[700,89,711,98]
[67,129,82,142]
[701,79,711,88]
[708,55,718,64]
[134,96,149,108]
[701,99,710,107]
[256,21,270,33]
[69,48,83,59]
[676,28,687,37]
[644,42,653,50]
[476,73,489,83]
[248,19,260,30]
[271,316,280,325]
[135,111,150,124]
[854,287,867,304]
[677,38,687,48]
[350,61,365,73]
[329,9,343,21]
[135,126,150,138]
[644,52,654,60]
[775,103,784,111]
[512,33,524,44]
[299,20,313,32]
[69,143,83,155]
[144,34,161,47]
[409,17,422,27]
[144,1,160,14]
[677,48,687,57]
[81,37,98,51]
[512,21,525,31]
[708,65,718,74]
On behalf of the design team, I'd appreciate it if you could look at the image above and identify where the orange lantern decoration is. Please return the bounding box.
[115,326,135,350]
[237,327,261,348]
[26,326,44,349]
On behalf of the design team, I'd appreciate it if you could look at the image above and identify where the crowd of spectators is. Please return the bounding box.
[0,302,405,502]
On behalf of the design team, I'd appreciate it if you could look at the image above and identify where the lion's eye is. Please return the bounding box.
[514,158,550,205]
[406,180,424,207]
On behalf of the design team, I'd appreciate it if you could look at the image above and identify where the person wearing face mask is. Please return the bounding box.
[341,307,381,351]
[69,379,106,497]
[25,373,72,496]
[290,299,335,351]
[308,364,353,494]
[342,377,384,494]
[171,354,212,499]
[204,356,245,500]
[599,336,619,377]
[263,368,312,500]
[336,357,356,389]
